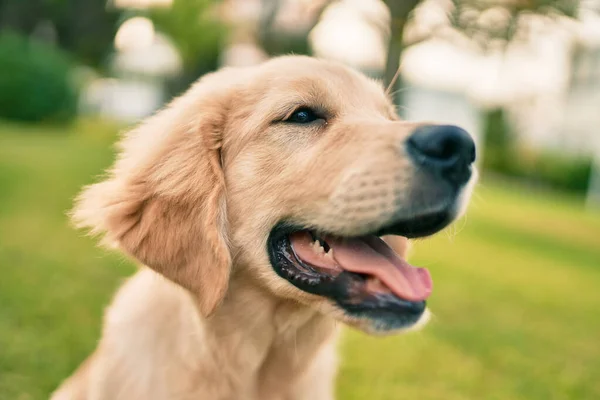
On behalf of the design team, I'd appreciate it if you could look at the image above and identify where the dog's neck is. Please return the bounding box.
[207,271,337,347]
[199,271,338,396]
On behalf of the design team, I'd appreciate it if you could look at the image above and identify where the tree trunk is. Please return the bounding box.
[258,0,332,56]
[384,19,404,88]
[258,0,281,50]
[383,0,420,110]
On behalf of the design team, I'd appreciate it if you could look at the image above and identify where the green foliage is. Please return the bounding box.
[0,32,78,123]
[0,0,119,68]
[482,108,514,172]
[482,108,592,193]
[510,150,593,193]
[148,0,224,76]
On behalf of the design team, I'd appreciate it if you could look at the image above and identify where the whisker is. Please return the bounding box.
[385,65,402,95]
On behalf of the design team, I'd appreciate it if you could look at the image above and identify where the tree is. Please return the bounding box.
[383,0,580,99]
[382,0,419,90]
[0,0,120,68]
[254,0,580,106]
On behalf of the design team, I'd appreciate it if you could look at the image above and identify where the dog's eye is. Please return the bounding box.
[285,107,320,124]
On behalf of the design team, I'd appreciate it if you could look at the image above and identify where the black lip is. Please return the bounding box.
[374,208,454,238]
[267,215,439,331]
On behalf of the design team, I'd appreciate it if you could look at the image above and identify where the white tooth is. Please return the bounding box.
[324,249,334,261]
[313,243,323,255]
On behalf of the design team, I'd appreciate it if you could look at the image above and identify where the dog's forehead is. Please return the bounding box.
[247,57,394,115]
[221,57,397,159]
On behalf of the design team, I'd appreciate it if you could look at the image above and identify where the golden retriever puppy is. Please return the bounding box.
[51,56,476,400]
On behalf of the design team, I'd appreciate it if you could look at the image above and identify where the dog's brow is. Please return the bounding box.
[269,101,305,121]
[268,98,330,122]
[267,83,336,115]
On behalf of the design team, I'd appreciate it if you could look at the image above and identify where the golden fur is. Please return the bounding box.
[52,56,474,400]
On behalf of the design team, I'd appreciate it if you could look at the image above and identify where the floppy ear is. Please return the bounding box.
[73,70,242,316]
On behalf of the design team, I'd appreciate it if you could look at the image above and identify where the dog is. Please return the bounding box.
[51,56,476,400]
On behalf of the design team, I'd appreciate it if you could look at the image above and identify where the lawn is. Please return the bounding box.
[1,120,599,400]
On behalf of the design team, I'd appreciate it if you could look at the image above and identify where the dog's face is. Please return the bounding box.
[74,56,475,334]
[223,57,476,333]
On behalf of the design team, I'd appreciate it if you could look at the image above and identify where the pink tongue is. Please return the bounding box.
[290,232,432,302]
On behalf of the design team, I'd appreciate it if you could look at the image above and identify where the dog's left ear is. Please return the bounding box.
[72,69,245,316]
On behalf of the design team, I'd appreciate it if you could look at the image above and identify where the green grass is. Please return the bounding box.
[1,121,599,400]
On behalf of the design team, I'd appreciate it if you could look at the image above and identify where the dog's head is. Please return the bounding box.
[74,56,476,334]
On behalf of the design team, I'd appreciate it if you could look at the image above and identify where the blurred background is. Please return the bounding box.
[1,0,599,399]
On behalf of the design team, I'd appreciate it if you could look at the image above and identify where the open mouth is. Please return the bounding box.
[267,210,453,330]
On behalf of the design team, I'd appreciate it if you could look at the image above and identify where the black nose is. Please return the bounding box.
[406,125,476,186]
